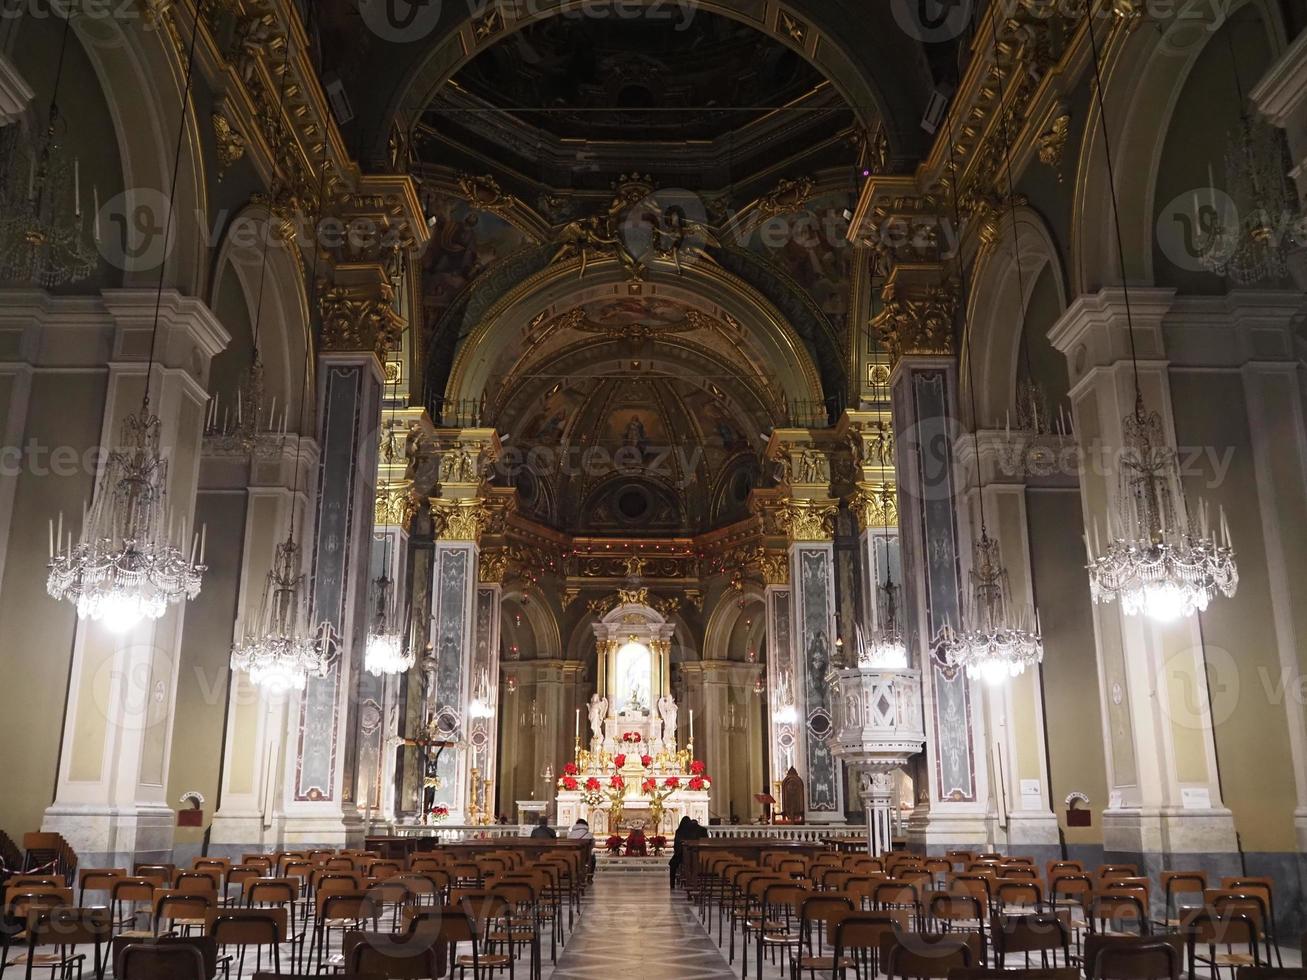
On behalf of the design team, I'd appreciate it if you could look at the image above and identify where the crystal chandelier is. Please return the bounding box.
[467,668,494,719]
[0,13,97,288]
[860,537,908,670]
[47,413,205,632]
[230,535,336,691]
[1085,404,1237,622]
[937,531,1043,684]
[365,568,413,676]
[1081,5,1238,621]
[204,355,287,454]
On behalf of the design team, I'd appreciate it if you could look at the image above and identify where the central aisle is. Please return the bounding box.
[545,876,737,979]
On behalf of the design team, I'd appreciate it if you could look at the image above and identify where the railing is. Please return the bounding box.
[704,825,865,842]
[389,824,529,841]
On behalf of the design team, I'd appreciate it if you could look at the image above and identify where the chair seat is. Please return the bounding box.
[1212,953,1257,967]
[489,929,538,943]
[797,955,856,970]
[458,952,512,967]
[116,929,154,940]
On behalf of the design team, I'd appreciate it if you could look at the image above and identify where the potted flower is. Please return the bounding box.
[650,834,668,855]
[621,731,641,744]
[690,760,706,775]
[427,804,449,823]
[584,776,601,791]
[563,762,579,776]
[559,775,579,791]
[613,753,626,769]
[688,776,707,791]
[605,834,624,855]
[641,777,658,794]
[664,776,680,789]
[609,774,625,790]
[640,754,653,768]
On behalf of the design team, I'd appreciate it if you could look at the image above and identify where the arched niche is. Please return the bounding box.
[964,207,1070,429]
[1072,0,1286,294]
[499,587,562,662]
[209,206,313,433]
[704,588,767,664]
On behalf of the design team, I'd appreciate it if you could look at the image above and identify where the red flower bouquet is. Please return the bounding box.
[641,777,658,793]
[584,776,601,791]
[650,835,668,855]
[688,776,706,791]
[613,753,626,768]
[605,835,624,854]
[621,731,641,743]
[640,754,653,767]
[664,776,680,789]
[560,775,579,791]
[563,762,579,776]
[610,774,625,790]
[690,759,706,775]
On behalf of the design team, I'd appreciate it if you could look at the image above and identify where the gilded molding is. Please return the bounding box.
[318,280,405,359]
[433,499,492,543]
[375,483,417,528]
[479,549,508,584]
[212,111,246,178]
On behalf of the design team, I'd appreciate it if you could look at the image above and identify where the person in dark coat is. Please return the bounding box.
[669,816,706,887]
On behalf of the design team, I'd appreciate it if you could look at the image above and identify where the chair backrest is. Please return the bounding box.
[1208,891,1270,930]
[991,911,1070,954]
[1183,907,1259,947]
[833,911,908,954]
[117,941,212,980]
[78,867,125,888]
[192,857,230,873]
[1086,935,1184,980]
[344,929,446,978]
[155,891,213,924]
[174,870,220,895]
[207,908,286,946]
[246,879,298,907]
[5,885,72,919]
[30,905,112,946]
[111,877,159,904]
[887,932,977,979]
[799,893,854,938]
[997,881,1044,908]
[6,875,61,890]
[1090,892,1150,935]
[318,891,376,922]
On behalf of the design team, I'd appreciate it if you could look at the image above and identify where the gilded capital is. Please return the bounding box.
[479,549,509,584]
[318,279,405,360]
[848,483,899,532]
[774,499,838,543]
[375,483,417,528]
[433,498,492,543]
[872,278,957,365]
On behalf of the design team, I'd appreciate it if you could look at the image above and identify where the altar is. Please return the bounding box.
[554,599,713,834]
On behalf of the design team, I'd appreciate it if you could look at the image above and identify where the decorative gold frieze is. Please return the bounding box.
[479,549,509,584]
[212,111,246,178]
[755,176,815,219]
[848,484,899,532]
[1036,114,1071,179]
[774,500,838,543]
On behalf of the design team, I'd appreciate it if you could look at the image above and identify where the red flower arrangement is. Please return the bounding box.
[621,731,642,743]
[690,760,706,775]
[664,776,680,789]
[650,835,668,855]
[610,774,625,790]
[688,776,706,791]
[584,776,601,791]
[640,754,653,767]
[560,775,579,791]
[563,762,579,776]
[641,777,657,793]
[605,835,624,854]
[613,754,626,768]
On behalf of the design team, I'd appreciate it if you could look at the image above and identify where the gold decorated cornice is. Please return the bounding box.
[774,499,838,543]
[479,549,509,584]
[848,484,899,532]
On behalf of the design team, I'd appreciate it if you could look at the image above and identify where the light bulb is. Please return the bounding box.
[1143,582,1191,623]
[95,593,147,633]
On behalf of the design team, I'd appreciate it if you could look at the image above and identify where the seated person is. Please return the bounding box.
[530,815,557,839]
[624,827,647,856]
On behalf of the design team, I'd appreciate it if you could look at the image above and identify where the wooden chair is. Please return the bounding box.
[152,891,213,937]
[108,879,158,934]
[830,910,906,978]
[307,892,378,973]
[991,911,1072,968]
[343,929,446,978]
[1086,934,1184,980]
[791,893,854,980]
[76,869,124,908]
[1158,872,1207,931]
[1088,892,1151,937]
[754,883,808,980]
[1184,909,1263,980]
[885,931,977,979]
[117,941,212,980]
[929,894,989,961]
[3,906,111,980]
[1221,879,1283,968]
[457,893,516,978]
[207,908,285,977]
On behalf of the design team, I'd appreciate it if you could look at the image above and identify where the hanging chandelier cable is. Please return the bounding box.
[1080,0,1238,621]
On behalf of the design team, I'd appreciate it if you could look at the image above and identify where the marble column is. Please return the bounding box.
[40,290,229,868]
[1049,288,1238,876]
[877,267,991,847]
[763,568,799,792]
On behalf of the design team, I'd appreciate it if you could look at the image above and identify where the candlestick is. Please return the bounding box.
[689,708,694,743]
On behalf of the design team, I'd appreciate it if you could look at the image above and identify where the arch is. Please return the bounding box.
[378,1,933,168]
[964,207,1070,429]
[50,12,210,297]
[209,205,314,433]
[444,261,827,413]
[1071,0,1287,294]
[501,587,563,660]
[703,587,766,662]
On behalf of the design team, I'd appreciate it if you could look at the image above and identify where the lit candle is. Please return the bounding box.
[574,708,580,740]
[689,709,694,743]
[48,518,54,558]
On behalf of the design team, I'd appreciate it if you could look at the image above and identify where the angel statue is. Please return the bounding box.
[657,694,678,750]
[588,692,609,745]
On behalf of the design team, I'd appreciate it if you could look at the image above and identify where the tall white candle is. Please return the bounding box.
[689,709,694,743]
[574,708,579,740]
